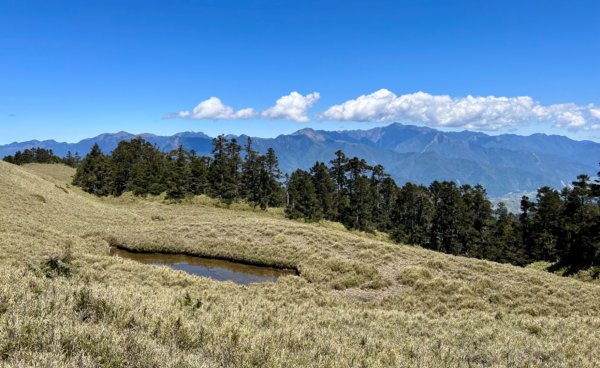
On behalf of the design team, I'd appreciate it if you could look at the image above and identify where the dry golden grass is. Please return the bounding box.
[1,162,600,367]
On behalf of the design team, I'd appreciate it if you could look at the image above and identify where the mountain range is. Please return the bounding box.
[2,123,599,197]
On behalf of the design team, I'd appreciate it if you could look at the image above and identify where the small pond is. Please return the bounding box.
[110,247,296,285]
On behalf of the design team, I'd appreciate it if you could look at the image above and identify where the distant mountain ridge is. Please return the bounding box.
[2,123,598,197]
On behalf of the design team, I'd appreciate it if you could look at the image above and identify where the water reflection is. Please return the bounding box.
[110,247,295,285]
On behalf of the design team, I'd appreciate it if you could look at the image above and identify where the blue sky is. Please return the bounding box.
[1,0,600,144]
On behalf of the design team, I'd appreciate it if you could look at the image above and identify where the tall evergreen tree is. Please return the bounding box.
[241,137,262,205]
[329,150,349,222]
[130,144,167,196]
[519,195,535,262]
[369,165,397,231]
[460,184,493,259]
[489,203,526,265]
[189,151,209,196]
[558,175,599,268]
[63,151,76,167]
[391,183,433,245]
[310,162,336,219]
[72,144,111,196]
[428,181,464,254]
[110,138,149,196]
[208,135,230,200]
[263,147,284,207]
[285,169,321,221]
[344,157,373,231]
[165,146,191,199]
[529,186,563,261]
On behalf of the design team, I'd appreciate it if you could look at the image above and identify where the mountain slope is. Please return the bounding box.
[1,161,600,366]
[2,123,598,196]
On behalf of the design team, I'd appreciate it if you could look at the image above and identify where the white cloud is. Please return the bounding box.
[261,91,320,123]
[166,92,320,122]
[589,108,600,120]
[321,89,600,131]
[166,97,255,120]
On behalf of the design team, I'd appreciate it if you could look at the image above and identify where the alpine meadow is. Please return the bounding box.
[1,152,600,366]
[3,1,600,367]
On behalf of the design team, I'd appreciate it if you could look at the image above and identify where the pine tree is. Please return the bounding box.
[263,147,284,207]
[519,195,535,262]
[529,186,562,261]
[558,175,599,268]
[72,144,111,196]
[208,135,229,199]
[391,183,433,245]
[2,154,14,164]
[241,137,262,205]
[189,151,209,196]
[165,146,191,199]
[285,169,321,221]
[329,150,349,222]
[63,151,76,167]
[489,203,526,265]
[224,138,242,201]
[73,152,82,167]
[310,162,336,219]
[460,184,493,259]
[428,181,464,254]
[369,165,397,231]
[110,138,147,195]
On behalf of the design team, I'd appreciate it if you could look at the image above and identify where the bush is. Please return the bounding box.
[43,246,73,278]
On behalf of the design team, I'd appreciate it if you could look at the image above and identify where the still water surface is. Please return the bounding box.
[110,247,295,285]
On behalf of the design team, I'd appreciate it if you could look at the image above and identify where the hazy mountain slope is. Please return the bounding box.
[2,123,598,196]
[0,131,213,158]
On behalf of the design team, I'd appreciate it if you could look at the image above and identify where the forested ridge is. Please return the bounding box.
[3,147,80,167]
[7,137,599,273]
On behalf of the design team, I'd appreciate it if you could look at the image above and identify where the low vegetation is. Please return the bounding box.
[1,162,600,367]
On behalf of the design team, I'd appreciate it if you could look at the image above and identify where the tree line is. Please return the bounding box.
[286,150,600,270]
[71,137,284,208]
[9,138,598,271]
[3,148,80,167]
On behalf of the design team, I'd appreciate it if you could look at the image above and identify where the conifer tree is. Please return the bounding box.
[369,165,397,231]
[489,203,526,265]
[208,135,229,199]
[329,150,349,222]
[225,138,242,200]
[460,184,493,259]
[72,144,111,195]
[285,169,321,221]
[310,162,336,219]
[241,137,262,205]
[63,151,76,167]
[558,175,599,268]
[345,157,373,231]
[428,181,464,254]
[529,186,563,261]
[519,195,535,262]
[263,147,284,207]
[189,151,209,196]
[391,183,433,245]
[165,146,191,199]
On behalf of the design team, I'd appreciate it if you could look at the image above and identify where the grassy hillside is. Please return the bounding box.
[1,162,600,367]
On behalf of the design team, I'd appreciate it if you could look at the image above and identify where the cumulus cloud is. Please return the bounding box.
[261,91,320,123]
[165,97,255,120]
[321,89,600,131]
[166,92,320,123]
